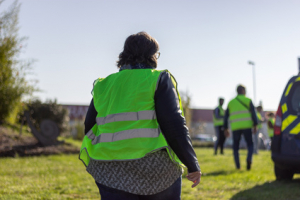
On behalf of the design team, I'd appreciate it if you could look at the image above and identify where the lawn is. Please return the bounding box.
[1,147,300,200]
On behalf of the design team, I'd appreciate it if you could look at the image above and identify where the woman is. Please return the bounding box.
[80,32,201,200]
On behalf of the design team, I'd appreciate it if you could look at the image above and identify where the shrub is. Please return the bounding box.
[22,99,69,133]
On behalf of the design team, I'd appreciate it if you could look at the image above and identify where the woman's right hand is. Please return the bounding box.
[186,171,202,188]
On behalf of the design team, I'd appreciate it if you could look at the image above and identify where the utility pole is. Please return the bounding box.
[248,61,256,105]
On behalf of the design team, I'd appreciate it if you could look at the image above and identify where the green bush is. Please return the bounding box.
[22,99,69,133]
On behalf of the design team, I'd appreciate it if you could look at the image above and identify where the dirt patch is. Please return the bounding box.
[0,127,79,157]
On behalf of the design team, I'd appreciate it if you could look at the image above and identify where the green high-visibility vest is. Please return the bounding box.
[256,112,262,129]
[213,106,224,126]
[227,95,253,131]
[268,118,275,137]
[79,69,183,167]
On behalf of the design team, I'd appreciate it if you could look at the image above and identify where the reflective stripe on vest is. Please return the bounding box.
[96,110,156,125]
[86,129,95,140]
[213,118,224,126]
[90,128,160,144]
[92,110,158,144]
[230,117,252,123]
[230,110,249,115]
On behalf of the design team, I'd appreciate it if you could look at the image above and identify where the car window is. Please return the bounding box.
[291,85,300,113]
[287,81,300,115]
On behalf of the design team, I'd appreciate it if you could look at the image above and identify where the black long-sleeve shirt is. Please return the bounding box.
[223,98,258,130]
[84,70,200,173]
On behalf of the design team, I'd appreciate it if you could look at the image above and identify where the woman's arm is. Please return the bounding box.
[154,71,200,173]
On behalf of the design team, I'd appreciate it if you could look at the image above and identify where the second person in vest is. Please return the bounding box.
[224,85,258,170]
[213,97,226,155]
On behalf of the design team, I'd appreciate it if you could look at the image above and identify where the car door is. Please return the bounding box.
[280,75,300,156]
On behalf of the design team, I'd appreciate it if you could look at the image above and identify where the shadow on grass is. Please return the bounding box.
[230,178,300,200]
[203,170,237,176]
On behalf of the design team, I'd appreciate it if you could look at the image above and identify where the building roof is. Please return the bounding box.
[62,105,89,120]
[192,109,213,122]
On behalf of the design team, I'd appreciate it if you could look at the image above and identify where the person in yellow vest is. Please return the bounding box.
[267,112,275,139]
[253,106,263,154]
[224,85,258,170]
[80,32,201,200]
[213,97,226,155]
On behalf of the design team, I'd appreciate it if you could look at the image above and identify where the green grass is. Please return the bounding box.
[0,148,300,200]
[57,136,82,148]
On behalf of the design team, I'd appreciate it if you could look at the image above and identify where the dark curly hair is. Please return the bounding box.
[117,32,159,68]
[237,84,246,94]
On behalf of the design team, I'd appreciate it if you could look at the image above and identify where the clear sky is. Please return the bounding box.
[2,0,300,110]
